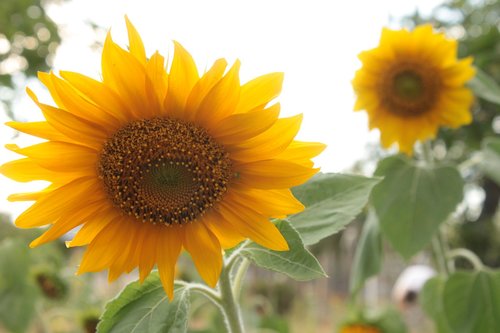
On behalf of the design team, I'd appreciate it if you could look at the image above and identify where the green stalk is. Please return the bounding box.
[219,261,245,333]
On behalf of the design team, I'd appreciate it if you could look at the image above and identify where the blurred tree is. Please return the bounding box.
[0,0,62,118]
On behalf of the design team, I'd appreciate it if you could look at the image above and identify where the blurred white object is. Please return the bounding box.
[392,265,436,308]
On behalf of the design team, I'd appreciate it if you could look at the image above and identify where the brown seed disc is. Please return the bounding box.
[379,61,442,117]
[98,117,232,225]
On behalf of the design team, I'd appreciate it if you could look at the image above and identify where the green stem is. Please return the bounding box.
[182,282,222,307]
[219,261,245,333]
[447,248,484,271]
[432,231,450,276]
[233,258,250,300]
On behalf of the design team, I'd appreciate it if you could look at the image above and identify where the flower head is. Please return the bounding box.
[352,24,475,154]
[340,324,381,333]
[1,18,324,298]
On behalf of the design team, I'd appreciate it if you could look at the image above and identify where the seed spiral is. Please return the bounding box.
[98,117,232,225]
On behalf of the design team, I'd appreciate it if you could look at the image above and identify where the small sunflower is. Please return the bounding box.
[1,18,324,298]
[352,24,475,154]
[339,324,381,333]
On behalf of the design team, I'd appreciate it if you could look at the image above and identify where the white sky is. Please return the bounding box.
[0,0,442,217]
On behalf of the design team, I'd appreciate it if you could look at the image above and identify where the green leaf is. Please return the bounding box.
[468,67,500,105]
[291,173,381,245]
[240,220,326,281]
[0,239,37,333]
[372,156,464,259]
[442,270,500,333]
[97,273,190,333]
[420,276,453,333]
[349,210,383,293]
[481,137,500,186]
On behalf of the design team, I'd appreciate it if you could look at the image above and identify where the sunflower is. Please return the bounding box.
[1,18,324,298]
[352,24,475,154]
[339,324,381,333]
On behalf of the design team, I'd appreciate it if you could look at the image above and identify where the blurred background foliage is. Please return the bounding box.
[402,0,500,270]
[0,0,61,119]
[0,0,499,332]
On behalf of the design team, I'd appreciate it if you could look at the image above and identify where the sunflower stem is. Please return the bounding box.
[182,282,223,307]
[232,258,250,300]
[219,261,245,333]
[447,248,485,271]
[421,140,452,276]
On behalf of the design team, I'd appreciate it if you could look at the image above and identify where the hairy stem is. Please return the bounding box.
[219,261,245,333]
[447,248,484,271]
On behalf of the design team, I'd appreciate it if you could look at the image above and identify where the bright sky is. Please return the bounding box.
[0,0,442,217]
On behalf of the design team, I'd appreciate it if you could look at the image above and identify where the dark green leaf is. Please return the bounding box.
[291,173,381,245]
[240,220,326,281]
[0,239,37,333]
[372,156,464,259]
[443,270,500,333]
[97,273,190,333]
[349,210,383,293]
[481,137,500,186]
[468,67,500,105]
[420,276,453,333]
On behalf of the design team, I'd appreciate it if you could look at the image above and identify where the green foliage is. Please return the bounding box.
[442,270,500,333]
[372,155,464,259]
[240,220,326,281]
[481,137,500,186]
[0,239,37,333]
[469,68,500,106]
[291,173,381,245]
[0,0,62,117]
[421,277,453,333]
[349,210,383,293]
[97,273,190,333]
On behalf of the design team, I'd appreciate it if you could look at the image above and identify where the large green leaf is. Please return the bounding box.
[240,220,326,281]
[97,273,190,333]
[349,210,383,293]
[481,137,500,186]
[372,156,464,259]
[0,239,37,333]
[420,276,453,333]
[291,173,380,245]
[442,270,500,333]
[468,67,500,105]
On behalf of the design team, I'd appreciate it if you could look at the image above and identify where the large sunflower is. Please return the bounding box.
[352,24,475,154]
[1,18,324,298]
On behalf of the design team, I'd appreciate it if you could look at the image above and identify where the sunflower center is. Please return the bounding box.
[381,63,441,117]
[98,117,232,225]
[393,71,423,100]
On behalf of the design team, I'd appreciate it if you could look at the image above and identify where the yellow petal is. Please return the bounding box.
[66,208,120,247]
[183,222,222,287]
[145,51,168,116]
[6,121,68,141]
[30,200,108,247]
[235,72,284,113]
[46,73,121,130]
[164,41,200,118]
[15,177,101,228]
[228,114,303,162]
[26,88,107,150]
[217,202,289,251]
[185,58,227,121]
[125,16,147,65]
[59,71,132,124]
[195,60,241,127]
[101,33,148,117]
[211,103,280,144]
[157,226,183,299]
[235,159,319,189]
[6,141,97,173]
